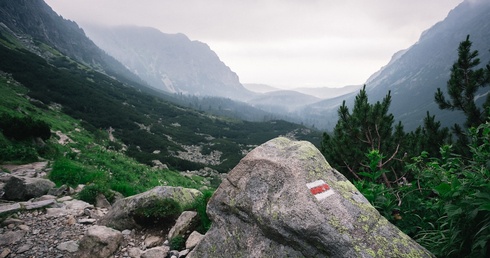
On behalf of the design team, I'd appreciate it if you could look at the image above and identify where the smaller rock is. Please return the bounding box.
[34,194,57,201]
[0,203,21,215]
[167,211,198,240]
[0,230,26,245]
[122,229,132,235]
[48,185,69,197]
[73,184,85,193]
[0,248,11,258]
[64,199,93,211]
[77,218,96,224]
[179,249,190,257]
[76,225,123,258]
[22,199,55,210]
[57,196,73,202]
[95,193,111,208]
[66,215,76,225]
[16,244,31,254]
[141,246,169,258]
[128,247,142,258]
[18,224,30,231]
[168,250,179,258]
[144,235,162,248]
[185,231,204,249]
[57,240,79,253]
[1,218,23,227]
[46,207,67,217]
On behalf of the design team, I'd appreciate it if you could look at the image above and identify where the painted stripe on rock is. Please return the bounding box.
[307,180,334,200]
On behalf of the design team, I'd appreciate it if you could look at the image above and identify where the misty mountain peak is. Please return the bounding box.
[82,24,252,100]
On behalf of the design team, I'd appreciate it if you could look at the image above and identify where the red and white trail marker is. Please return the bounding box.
[307,180,334,200]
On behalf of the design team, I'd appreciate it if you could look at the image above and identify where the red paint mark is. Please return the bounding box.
[309,183,330,195]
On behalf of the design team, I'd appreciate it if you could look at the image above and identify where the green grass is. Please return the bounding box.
[0,74,208,199]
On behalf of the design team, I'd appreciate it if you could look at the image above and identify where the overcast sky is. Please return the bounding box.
[44,0,463,89]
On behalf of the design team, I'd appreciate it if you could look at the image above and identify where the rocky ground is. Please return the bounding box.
[0,162,200,258]
[0,196,185,258]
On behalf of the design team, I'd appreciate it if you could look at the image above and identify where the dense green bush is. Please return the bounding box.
[0,113,51,141]
[356,122,490,257]
[408,123,490,257]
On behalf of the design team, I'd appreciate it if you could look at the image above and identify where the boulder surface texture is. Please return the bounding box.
[3,175,55,201]
[189,137,434,258]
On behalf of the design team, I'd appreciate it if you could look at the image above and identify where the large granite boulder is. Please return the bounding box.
[3,175,55,201]
[189,137,434,257]
[98,186,202,230]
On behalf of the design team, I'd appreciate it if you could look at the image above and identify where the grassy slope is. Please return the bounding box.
[0,73,208,196]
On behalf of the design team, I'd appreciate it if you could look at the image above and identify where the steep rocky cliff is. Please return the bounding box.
[0,0,145,86]
[82,24,254,100]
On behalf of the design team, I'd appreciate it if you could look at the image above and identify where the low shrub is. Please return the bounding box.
[49,158,106,187]
[169,235,185,250]
[78,183,115,204]
[0,113,51,141]
[189,190,214,233]
[133,198,182,227]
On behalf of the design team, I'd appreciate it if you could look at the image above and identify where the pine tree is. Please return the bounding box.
[407,112,451,158]
[434,35,489,128]
[321,86,404,186]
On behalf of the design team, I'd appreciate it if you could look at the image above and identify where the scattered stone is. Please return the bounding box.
[0,248,10,258]
[73,184,85,193]
[21,199,56,210]
[34,194,57,201]
[63,199,93,211]
[1,218,23,227]
[0,203,21,215]
[46,207,68,218]
[185,231,204,249]
[167,211,198,240]
[141,246,169,258]
[179,249,190,257]
[16,243,31,253]
[188,137,434,258]
[78,218,97,224]
[66,215,77,225]
[48,185,70,197]
[18,224,30,231]
[57,240,79,253]
[128,247,142,258]
[122,229,132,235]
[144,235,162,248]
[95,193,111,208]
[76,225,123,258]
[151,160,168,170]
[0,161,49,178]
[0,230,26,245]
[57,196,73,202]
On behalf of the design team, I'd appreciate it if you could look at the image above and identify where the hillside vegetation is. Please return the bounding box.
[0,30,320,175]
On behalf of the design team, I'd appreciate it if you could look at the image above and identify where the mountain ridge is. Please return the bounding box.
[81,24,254,100]
[306,0,490,131]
